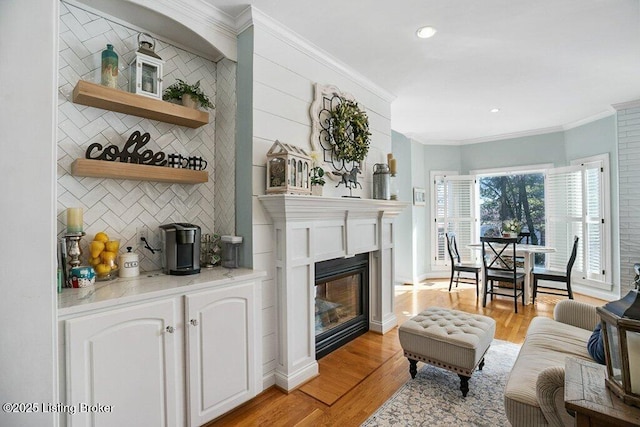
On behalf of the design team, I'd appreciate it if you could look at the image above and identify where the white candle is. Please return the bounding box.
[387,152,393,163]
[389,158,397,175]
[627,330,640,393]
[66,207,83,233]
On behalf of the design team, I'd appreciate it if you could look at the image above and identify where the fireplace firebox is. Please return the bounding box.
[314,253,369,359]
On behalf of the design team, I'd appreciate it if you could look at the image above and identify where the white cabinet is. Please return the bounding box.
[65,298,183,427]
[185,281,261,426]
[61,275,262,427]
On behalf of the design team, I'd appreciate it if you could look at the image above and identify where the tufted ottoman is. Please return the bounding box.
[398,307,496,396]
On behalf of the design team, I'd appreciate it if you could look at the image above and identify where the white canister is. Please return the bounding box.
[119,247,140,278]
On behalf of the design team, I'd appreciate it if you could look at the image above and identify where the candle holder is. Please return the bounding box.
[65,232,86,273]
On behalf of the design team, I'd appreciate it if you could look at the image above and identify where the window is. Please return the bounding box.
[431,156,611,289]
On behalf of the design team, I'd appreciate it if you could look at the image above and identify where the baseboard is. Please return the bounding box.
[274,361,319,392]
[262,370,276,391]
[370,313,397,334]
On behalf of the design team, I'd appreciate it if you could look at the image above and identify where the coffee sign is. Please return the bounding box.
[85,131,167,166]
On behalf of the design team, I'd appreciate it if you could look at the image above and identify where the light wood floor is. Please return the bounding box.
[207,279,605,427]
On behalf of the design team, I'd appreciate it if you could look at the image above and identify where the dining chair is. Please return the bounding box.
[481,236,526,313]
[532,236,579,303]
[517,232,531,244]
[445,232,481,297]
[513,231,531,267]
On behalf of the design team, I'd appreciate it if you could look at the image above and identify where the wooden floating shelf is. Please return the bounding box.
[71,158,208,184]
[72,80,209,128]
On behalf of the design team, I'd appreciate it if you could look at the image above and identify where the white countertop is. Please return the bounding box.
[58,267,266,317]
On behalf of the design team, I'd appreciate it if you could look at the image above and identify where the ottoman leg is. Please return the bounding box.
[478,357,485,371]
[458,374,470,397]
[408,359,418,379]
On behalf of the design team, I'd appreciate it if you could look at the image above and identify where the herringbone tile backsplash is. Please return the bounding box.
[57,1,235,272]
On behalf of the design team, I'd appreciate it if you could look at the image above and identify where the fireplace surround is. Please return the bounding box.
[258,194,408,391]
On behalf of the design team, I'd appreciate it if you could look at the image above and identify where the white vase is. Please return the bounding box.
[181,94,199,110]
[311,185,323,196]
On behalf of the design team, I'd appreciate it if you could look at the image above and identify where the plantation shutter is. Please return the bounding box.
[545,166,583,272]
[583,160,605,281]
[545,161,605,282]
[433,175,477,266]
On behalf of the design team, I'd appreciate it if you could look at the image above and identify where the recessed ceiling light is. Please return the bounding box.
[416,26,437,39]
[490,108,500,113]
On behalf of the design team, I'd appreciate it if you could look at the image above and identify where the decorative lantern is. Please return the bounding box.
[266,140,311,195]
[129,33,164,99]
[597,289,640,408]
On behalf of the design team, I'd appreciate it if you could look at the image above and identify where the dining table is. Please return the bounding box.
[467,243,556,305]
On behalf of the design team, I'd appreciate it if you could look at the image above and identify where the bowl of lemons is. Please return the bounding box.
[89,231,120,281]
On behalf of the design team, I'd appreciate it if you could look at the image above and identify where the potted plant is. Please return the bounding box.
[309,151,325,196]
[162,79,214,110]
[502,219,522,238]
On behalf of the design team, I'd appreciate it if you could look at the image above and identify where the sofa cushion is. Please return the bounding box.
[504,316,593,426]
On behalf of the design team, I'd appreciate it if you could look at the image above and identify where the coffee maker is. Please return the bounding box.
[159,223,201,275]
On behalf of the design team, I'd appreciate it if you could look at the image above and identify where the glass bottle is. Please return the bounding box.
[101,44,118,88]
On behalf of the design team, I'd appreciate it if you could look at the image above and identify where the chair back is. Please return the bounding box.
[517,232,531,244]
[481,236,518,275]
[445,232,461,264]
[566,236,580,275]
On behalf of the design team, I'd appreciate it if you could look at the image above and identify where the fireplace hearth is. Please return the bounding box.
[315,253,369,359]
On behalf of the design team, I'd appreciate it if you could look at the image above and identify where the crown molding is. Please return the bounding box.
[457,125,565,145]
[562,109,615,131]
[612,99,640,111]
[245,6,396,104]
[410,109,618,146]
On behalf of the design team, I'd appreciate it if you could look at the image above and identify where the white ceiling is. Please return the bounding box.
[206,0,640,144]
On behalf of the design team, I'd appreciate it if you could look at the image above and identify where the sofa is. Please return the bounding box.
[504,299,600,426]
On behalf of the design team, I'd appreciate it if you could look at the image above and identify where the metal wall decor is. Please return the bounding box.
[85,130,167,166]
[309,84,365,180]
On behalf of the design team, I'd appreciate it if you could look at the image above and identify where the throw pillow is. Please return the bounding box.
[587,323,606,365]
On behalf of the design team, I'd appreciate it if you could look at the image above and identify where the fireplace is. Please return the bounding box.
[258,194,408,391]
[315,253,369,359]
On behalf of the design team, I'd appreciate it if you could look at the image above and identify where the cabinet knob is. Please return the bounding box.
[165,326,175,333]
[190,319,199,326]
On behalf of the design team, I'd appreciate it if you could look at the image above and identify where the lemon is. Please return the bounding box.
[90,241,105,258]
[105,240,119,253]
[89,256,101,267]
[94,232,109,243]
[95,263,111,275]
[101,250,117,262]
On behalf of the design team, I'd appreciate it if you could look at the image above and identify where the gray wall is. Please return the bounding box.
[391,131,413,283]
[461,131,566,173]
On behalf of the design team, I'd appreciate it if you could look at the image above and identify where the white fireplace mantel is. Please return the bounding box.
[258,194,409,391]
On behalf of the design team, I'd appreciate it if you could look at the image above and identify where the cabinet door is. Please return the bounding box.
[65,299,183,427]
[185,281,259,426]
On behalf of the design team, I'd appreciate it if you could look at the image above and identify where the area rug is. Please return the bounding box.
[362,339,520,427]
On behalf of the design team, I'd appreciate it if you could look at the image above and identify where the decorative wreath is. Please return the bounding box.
[329,97,371,163]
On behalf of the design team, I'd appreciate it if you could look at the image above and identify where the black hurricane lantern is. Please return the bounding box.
[597,289,640,408]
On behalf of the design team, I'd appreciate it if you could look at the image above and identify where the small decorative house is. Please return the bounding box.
[129,33,164,99]
[266,140,312,195]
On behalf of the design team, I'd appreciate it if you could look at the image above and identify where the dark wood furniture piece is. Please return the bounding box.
[445,233,481,297]
[565,357,640,427]
[481,236,526,313]
[532,236,579,303]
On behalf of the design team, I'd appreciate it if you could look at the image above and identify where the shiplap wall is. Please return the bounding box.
[617,102,640,295]
[248,15,394,386]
